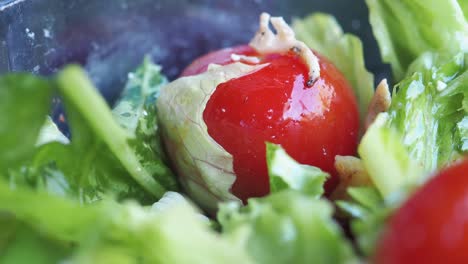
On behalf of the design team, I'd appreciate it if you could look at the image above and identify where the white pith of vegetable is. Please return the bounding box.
[230,53,261,64]
[249,12,321,85]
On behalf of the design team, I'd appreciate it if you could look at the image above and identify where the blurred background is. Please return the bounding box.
[0,0,387,104]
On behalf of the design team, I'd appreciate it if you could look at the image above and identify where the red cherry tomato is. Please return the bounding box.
[182,45,359,201]
[375,159,468,264]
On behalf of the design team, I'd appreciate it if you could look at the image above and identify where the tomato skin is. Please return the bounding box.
[182,45,359,201]
[181,45,259,77]
[375,159,468,264]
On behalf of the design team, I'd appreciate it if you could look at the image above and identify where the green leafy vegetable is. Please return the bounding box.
[387,52,468,172]
[0,75,53,172]
[0,218,71,264]
[218,144,357,264]
[219,191,357,264]
[459,117,468,152]
[266,143,327,197]
[70,201,253,264]
[24,98,155,202]
[0,177,253,264]
[358,114,425,198]
[358,52,467,198]
[0,179,100,243]
[2,59,177,203]
[113,57,178,192]
[353,2,468,255]
[29,140,152,203]
[113,57,164,133]
[460,0,468,19]
[0,59,253,264]
[337,187,389,256]
[293,13,374,126]
[57,65,169,198]
[366,0,468,80]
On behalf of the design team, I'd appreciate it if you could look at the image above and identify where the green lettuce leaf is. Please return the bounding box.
[293,13,374,126]
[0,75,53,172]
[387,52,468,172]
[358,52,467,198]
[57,65,171,199]
[346,52,468,258]
[27,141,153,203]
[459,117,468,152]
[218,191,357,264]
[0,217,71,264]
[3,59,177,203]
[266,143,328,197]
[70,201,253,264]
[112,57,178,192]
[0,180,100,243]
[460,0,468,20]
[336,186,389,256]
[342,115,420,255]
[358,114,425,198]
[67,59,178,200]
[366,0,468,80]
[0,177,253,264]
[113,57,165,133]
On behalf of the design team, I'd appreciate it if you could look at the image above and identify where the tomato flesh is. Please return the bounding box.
[183,45,359,201]
[375,159,468,264]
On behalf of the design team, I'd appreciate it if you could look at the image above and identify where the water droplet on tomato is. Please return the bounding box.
[266,109,274,120]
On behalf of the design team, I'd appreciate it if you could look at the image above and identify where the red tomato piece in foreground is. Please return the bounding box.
[182,45,359,201]
[375,159,468,264]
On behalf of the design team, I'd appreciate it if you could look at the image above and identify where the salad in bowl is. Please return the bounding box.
[0,0,467,263]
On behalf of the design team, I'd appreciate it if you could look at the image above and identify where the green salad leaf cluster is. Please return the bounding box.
[366,0,468,80]
[337,0,468,257]
[2,60,177,204]
[360,0,468,194]
[0,59,247,263]
[0,0,467,262]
